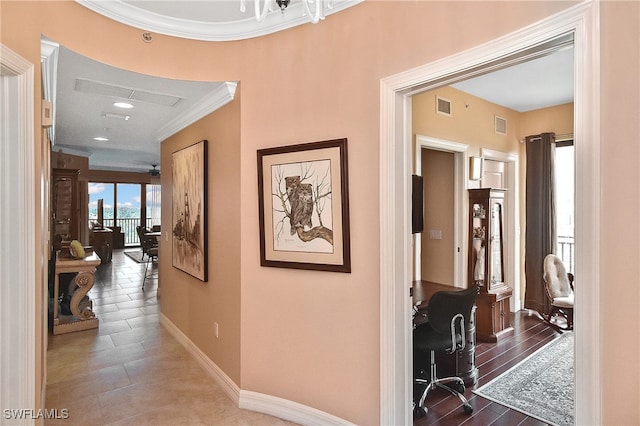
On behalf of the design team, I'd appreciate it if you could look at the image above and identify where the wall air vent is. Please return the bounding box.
[495,115,507,135]
[436,96,452,116]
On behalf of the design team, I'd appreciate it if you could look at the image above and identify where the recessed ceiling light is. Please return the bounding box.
[113,102,134,109]
[93,137,109,141]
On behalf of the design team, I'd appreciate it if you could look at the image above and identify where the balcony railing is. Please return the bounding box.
[557,235,574,274]
[90,217,160,246]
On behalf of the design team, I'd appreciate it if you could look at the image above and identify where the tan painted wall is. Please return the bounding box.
[3,1,639,423]
[599,2,640,423]
[413,86,522,158]
[159,94,242,384]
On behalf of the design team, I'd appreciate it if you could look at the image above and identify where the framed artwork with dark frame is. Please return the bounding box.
[172,139,208,282]
[257,138,351,273]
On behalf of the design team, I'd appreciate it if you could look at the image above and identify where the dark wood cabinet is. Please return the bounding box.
[89,228,113,264]
[468,188,514,342]
[51,168,80,251]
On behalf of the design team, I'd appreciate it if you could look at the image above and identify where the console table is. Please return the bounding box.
[52,251,100,335]
[412,281,478,386]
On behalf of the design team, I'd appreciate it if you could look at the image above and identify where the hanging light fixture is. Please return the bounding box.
[240,0,333,24]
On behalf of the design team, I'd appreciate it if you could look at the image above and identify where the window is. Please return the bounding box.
[88,181,161,246]
[146,184,161,229]
[555,141,574,272]
[88,182,115,227]
[117,183,141,245]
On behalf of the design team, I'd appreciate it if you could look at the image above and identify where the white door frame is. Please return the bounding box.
[379,2,601,424]
[414,135,469,287]
[481,148,520,312]
[0,43,37,421]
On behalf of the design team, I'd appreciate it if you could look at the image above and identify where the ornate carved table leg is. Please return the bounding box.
[53,251,100,335]
[68,270,97,320]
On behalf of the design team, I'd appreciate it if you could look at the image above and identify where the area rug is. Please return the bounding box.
[473,332,574,426]
[123,249,146,263]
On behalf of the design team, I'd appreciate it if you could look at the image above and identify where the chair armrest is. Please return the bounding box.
[568,272,574,291]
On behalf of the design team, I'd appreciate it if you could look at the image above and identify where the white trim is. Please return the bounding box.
[414,135,469,287]
[380,2,601,424]
[160,314,353,425]
[571,3,602,425]
[75,0,363,42]
[0,43,36,424]
[379,82,413,425]
[40,39,59,144]
[159,314,240,404]
[153,82,237,143]
[480,148,520,312]
[239,391,356,426]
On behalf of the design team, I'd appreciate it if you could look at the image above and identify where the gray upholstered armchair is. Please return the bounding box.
[542,254,574,330]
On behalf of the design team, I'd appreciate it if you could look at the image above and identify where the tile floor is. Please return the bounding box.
[45,249,296,425]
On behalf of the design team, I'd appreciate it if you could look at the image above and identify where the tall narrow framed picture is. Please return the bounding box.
[257,138,351,273]
[172,139,208,281]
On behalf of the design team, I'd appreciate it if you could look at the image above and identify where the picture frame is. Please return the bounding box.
[172,139,208,281]
[257,138,351,273]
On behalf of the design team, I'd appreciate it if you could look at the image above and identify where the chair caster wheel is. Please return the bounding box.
[463,404,473,414]
[414,406,426,418]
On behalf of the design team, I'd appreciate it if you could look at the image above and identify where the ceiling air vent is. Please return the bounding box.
[436,96,452,116]
[75,78,184,107]
[495,115,507,135]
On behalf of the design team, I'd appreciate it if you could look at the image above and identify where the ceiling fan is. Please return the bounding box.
[148,165,160,177]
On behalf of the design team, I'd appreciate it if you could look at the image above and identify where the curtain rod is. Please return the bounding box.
[519,132,574,143]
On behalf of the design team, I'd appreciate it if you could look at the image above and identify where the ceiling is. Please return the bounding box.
[49,1,574,174]
[52,44,235,173]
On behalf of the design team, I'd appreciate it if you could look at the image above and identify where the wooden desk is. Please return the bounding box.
[53,251,100,335]
[412,281,478,386]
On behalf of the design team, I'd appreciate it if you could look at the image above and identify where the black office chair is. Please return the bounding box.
[413,285,479,418]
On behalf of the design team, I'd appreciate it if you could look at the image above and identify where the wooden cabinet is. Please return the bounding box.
[51,168,80,251]
[475,289,513,342]
[468,188,514,342]
[89,228,113,264]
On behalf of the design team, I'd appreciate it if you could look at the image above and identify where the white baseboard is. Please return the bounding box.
[159,314,240,404]
[159,314,354,426]
[239,390,355,426]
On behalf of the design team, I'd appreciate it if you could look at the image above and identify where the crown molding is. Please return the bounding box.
[154,82,237,143]
[75,0,363,42]
[54,146,92,158]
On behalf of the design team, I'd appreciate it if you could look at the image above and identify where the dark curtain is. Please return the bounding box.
[524,132,556,314]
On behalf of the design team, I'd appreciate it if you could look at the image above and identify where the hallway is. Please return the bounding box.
[45,249,295,425]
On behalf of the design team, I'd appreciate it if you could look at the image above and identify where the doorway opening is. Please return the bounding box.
[379,3,601,424]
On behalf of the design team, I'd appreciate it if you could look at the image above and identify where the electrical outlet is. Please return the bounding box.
[214,322,219,338]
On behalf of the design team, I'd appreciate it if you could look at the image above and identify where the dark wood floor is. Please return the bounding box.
[413,309,566,425]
